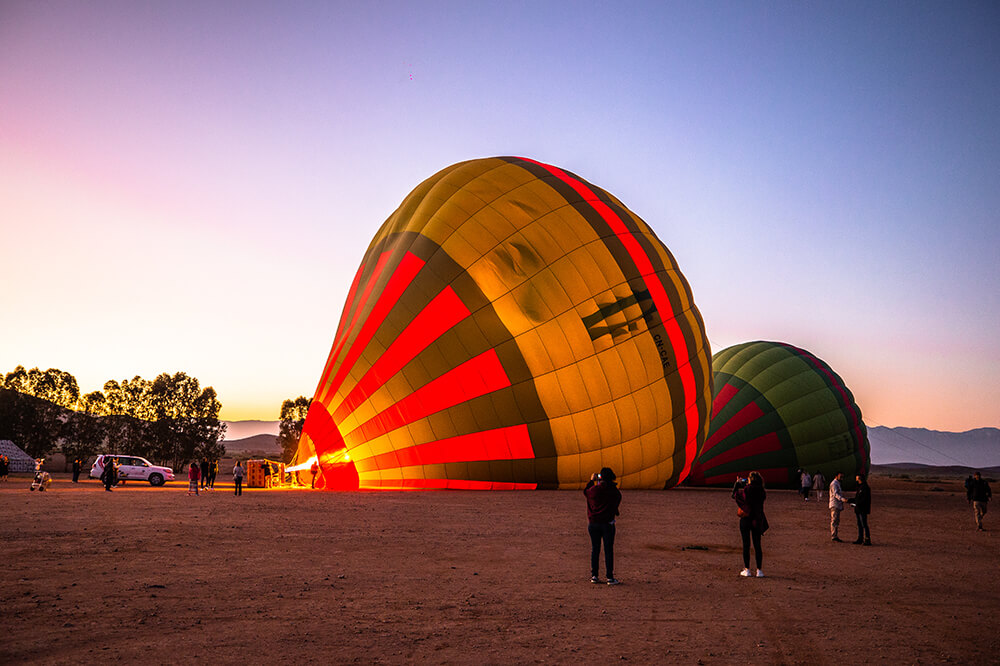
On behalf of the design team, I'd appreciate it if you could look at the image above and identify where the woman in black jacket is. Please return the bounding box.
[851,474,872,545]
[733,471,768,578]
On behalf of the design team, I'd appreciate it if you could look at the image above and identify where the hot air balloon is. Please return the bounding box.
[687,341,869,488]
[296,157,712,490]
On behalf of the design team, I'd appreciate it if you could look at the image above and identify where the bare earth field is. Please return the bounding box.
[2,474,998,664]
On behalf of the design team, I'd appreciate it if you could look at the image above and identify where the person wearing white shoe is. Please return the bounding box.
[584,467,622,586]
[733,471,768,578]
[812,471,825,501]
[799,469,812,501]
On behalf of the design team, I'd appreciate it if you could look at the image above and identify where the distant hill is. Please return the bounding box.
[223,420,280,440]
[872,463,1000,477]
[868,426,1000,468]
[223,433,281,455]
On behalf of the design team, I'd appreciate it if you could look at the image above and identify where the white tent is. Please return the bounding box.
[0,440,37,473]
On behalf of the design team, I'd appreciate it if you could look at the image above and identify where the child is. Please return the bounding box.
[188,462,201,496]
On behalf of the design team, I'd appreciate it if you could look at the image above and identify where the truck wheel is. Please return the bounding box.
[149,474,164,487]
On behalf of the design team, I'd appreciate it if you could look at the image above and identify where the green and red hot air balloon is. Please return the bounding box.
[688,341,869,488]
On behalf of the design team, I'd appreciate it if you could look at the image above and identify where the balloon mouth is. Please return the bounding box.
[318,450,360,491]
[287,450,359,490]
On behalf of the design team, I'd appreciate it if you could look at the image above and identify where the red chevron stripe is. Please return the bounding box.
[362,478,537,490]
[346,349,511,446]
[320,252,426,403]
[332,286,470,423]
[316,251,393,398]
[331,255,367,348]
[700,431,782,471]
[711,383,739,420]
[701,400,765,457]
[357,424,532,471]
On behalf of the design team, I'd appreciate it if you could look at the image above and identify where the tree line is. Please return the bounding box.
[0,366,226,471]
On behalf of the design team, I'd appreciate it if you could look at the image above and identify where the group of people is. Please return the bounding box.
[585,465,988,585]
[828,472,871,544]
[0,454,9,481]
[733,470,874,579]
[189,459,248,496]
[196,459,220,489]
[797,469,827,501]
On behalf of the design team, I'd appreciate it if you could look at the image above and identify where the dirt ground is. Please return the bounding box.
[1,473,998,664]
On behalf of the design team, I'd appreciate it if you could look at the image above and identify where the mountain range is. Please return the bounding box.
[221,421,1000,468]
[867,426,1000,468]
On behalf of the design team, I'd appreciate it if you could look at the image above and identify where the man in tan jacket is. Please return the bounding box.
[829,472,849,542]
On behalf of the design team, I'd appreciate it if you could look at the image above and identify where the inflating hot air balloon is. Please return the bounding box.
[296,157,712,490]
[687,341,870,488]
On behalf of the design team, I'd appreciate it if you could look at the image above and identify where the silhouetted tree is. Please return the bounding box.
[0,366,80,457]
[1,367,226,469]
[278,396,311,462]
[147,372,226,470]
[0,388,59,457]
[60,390,109,463]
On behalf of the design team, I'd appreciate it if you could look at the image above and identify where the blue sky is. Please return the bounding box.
[1,1,998,429]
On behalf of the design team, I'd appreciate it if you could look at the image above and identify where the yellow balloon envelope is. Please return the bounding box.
[298,157,712,489]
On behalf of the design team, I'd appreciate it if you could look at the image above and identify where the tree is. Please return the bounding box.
[27,367,80,409]
[0,389,53,457]
[61,391,109,463]
[278,396,311,463]
[146,372,226,471]
[0,366,80,457]
[1,366,226,469]
[101,378,153,456]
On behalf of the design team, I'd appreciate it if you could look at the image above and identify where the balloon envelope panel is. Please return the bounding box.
[688,341,870,487]
[298,157,712,490]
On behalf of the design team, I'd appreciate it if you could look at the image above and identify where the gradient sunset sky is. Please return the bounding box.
[2,1,997,430]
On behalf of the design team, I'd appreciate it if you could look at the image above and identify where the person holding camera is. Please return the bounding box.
[584,467,622,585]
[733,471,768,577]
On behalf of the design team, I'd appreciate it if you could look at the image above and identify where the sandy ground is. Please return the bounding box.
[1,473,998,664]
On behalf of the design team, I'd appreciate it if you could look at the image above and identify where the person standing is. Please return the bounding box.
[584,467,622,585]
[233,461,244,496]
[734,471,769,577]
[1,454,10,481]
[199,459,209,488]
[71,458,82,483]
[969,472,992,531]
[799,469,812,501]
[310,459,319,489]
[102,457,118,492]
[208,460,218,489]
[812,471,825,501]
[262,461,272,489]
[829,472,849,542]
[850,474,872,545]
[188,462,201,496]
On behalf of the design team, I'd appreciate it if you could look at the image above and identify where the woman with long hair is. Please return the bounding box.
[733,470,768,577]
